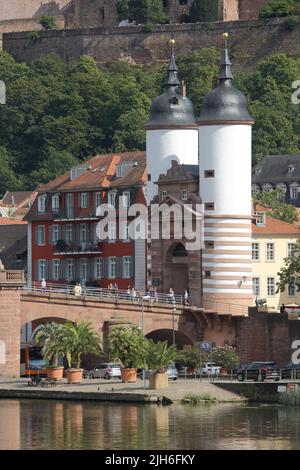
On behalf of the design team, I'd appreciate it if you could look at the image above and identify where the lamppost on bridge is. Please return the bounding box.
[172,299,176,347]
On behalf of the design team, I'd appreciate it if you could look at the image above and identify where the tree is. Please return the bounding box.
[117,0,130,21]
[189,0,219,23]
[260,0,294,18]
[34,322,64,368]
[254,188,299,224]
[127,0,167,24]
[59,320,101,369]
[277,240,300,292]
[108,326,146,369]
[0,147,21,195]
[39,16,57,30]
[145,340,176,373]
[212,346,239,370]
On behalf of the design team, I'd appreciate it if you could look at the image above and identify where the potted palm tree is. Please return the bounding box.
[146,340,177,390]
[34,322,64,380]
[107,326,145,383]
[60,320,101,384]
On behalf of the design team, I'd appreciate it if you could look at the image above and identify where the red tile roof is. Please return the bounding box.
[252,213,300,235]
[0,218,27,225]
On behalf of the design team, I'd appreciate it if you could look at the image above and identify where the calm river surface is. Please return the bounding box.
[0,399,300,450]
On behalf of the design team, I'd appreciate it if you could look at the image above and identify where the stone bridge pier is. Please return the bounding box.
[0,270,25,378]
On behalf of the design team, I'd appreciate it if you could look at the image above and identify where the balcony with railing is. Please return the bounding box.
[0,270,25,287]
[53,207,99,221]
[53,239,103,255]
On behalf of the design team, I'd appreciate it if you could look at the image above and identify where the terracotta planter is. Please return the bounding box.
[47,367,64,380]
[66,368,83,384]
[220,368,228,377]
[149,371,168,390]
[121,368,137,383]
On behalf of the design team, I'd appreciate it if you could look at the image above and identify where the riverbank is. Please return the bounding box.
[0,378,245,404]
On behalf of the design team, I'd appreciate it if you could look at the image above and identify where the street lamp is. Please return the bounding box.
[172,299,176,347]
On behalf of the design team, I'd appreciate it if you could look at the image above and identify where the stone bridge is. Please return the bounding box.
[0,271,236,378]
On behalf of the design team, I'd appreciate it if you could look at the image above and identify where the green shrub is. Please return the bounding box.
[189,0,219,23]
[212,345,239,370]
[29,30,41,42]
[283,14,298,29]
[260,0,294,19]
[39,16,57,30]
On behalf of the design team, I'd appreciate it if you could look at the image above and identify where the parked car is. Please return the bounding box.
[281,363,300,379]
[236,362,280,382]
[138,365,178,381]
[200,363,221,377]
[86,363,122,379]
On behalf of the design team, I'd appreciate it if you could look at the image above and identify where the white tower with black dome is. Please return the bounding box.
[198,34,254,310]
[145,40,199,202]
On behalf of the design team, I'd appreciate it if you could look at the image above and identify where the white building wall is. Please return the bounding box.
[199,125,252,216]
[146,128,199,202]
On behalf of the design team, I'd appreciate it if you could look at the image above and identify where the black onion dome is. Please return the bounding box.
[198,38,253,124]
[145,48,197,128]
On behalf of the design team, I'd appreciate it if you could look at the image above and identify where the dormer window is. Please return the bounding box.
[252,185,260,196]
[262,184,273,193]
[255,212,266,227]
[255,167,262,175]
[288,165,295,173]
[116,165,123,178]
[38,195,46,213]
[52,194,60,212]
[290,184,299,200]
[276,184,287,194]
[170,97,179,106]
[161,191,167,200]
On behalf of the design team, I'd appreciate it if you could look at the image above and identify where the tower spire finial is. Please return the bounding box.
[218,32,233,82]
[164,38,181,88]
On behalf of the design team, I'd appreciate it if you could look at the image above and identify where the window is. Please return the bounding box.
[290,185,299,200]
[204,271,211,279]
[205,203,215,211]
[108,221,116,242]
[38,196,46,213]
[80,259,88,282]
[38,260,46,281]
[109,257,116,278]
[52,195,60,212]
[36,226,45,246]
[52,260,60,281]
[79,193,89,208]
[205,241,215,249]
[116,165,123,177]
[267,277,275,296]
[123,257,131,279]
[95,259,102,279]
[262,184,273,193]
[66,259,74,281]
[288,165,295,173]
[181,189,188,201]
[80,224,88,243]
[148,174,151,182]
[122,191,130,208]
[95,192,101,209]
[252,278,260,296]
[276,184,287,193]
[288,283,296,296]
[52,225,60,244]
[204,170,215,178]
[66,224,73,243]
[252,185,260,196]
[255,212,265,227]
[161,191,167,200]
[288,243,297,257]
[107,191,116,207]
[266,242,275,261]
[252,243,260,261]
[255,167,262,175]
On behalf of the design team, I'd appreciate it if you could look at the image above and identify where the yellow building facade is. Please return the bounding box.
[252,212,300,310]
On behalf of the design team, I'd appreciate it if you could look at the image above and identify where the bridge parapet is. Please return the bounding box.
[0,270,25,287]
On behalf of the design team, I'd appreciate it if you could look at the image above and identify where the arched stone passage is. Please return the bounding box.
[165,242,189,295]
[146,329,193,349]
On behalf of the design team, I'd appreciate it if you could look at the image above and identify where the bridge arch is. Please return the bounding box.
[145,329,193,349]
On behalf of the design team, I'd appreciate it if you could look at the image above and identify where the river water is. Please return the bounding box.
[0,399,300,450]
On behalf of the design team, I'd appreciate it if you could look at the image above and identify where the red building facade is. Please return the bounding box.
[26,152,147,291]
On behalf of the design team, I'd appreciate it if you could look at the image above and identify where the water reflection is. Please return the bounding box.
[0,400,300,450]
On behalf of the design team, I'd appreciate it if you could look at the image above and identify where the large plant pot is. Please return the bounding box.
[149,372,168,390]
[121,368,137,383]
[67,368,83,384]
[47,367,64,380]
[220,368,228,377]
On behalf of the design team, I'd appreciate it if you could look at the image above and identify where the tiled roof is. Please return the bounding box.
[252,213,300,235]
[38,152,146,192]
[0,218,27,225]
[252,154,300,185]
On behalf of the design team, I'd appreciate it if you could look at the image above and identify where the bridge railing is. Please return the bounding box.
[23,282,183,306]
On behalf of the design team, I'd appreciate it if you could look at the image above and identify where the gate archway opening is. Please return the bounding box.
[145,328,193,349]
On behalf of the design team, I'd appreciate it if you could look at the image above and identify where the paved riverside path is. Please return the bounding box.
[0,378,245,403]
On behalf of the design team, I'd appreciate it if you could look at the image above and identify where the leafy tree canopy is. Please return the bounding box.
[260,0,295,18]
[277,240,300,292]
[254,188,299,224]
[189,0,219,23]
[117,0,167,24]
